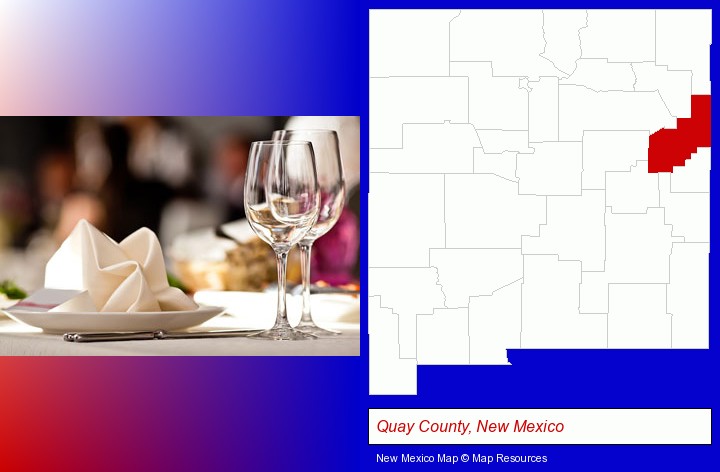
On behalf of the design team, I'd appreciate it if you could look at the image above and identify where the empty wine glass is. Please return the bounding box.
[244,140,320,340]
[272,129,345,336]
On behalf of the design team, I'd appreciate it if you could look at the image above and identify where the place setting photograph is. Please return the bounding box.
[0,116,360,356]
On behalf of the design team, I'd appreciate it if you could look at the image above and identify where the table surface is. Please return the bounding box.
[0,315,359,356]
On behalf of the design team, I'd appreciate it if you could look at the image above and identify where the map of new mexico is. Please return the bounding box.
[368,10,712,395]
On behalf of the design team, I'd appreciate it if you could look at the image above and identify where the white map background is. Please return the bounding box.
[369,10,712,395]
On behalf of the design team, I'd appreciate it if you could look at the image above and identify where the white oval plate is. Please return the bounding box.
[1,306,225,334]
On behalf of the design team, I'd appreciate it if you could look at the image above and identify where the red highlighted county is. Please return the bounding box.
[648,95,711,173]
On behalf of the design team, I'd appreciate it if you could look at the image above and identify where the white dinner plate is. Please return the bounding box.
[1,306,225,334]
[194,291,359,327]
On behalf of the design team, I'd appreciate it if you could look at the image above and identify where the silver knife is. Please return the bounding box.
[63,329,263,343]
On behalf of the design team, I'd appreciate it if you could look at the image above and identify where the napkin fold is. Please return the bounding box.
[44,220,198,312]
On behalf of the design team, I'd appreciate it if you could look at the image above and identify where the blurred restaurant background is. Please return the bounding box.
[0,116,360,294]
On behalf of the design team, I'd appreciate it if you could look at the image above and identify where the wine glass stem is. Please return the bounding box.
[299,242,314,324]
[274,251,291,330]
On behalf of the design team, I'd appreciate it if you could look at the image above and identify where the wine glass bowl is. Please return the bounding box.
[273,130,345,242]
[244,140,320,340]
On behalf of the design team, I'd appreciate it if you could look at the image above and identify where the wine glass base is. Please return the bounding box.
[248,326,317,341]
[295,322,340,336]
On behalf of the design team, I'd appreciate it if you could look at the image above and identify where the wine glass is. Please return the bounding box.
[244,140,320,340]
[272,129,345,336]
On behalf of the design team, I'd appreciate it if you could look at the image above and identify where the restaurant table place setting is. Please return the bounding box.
[0,127,359,355]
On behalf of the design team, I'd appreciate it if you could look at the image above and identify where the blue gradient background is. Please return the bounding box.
[0,1,717,471]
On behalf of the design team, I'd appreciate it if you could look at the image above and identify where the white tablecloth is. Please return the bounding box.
[0,316,359,356]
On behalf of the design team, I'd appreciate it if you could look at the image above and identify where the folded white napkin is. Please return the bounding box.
[44,220,198,312]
